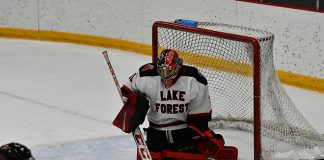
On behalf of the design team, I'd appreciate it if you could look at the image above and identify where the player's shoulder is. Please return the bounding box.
[182,65,208,85]
[138,63,159,77]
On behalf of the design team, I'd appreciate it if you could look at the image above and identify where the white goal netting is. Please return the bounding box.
[153,21,324,159]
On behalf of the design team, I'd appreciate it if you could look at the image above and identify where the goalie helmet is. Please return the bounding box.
[0,143,35,160]
[157,49,183,82]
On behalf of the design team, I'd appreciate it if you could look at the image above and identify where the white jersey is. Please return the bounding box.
[124,63,212,130]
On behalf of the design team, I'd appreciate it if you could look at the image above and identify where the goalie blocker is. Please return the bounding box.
[113,85,150,133]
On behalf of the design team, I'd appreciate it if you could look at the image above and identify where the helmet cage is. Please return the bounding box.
[158,64,180,80]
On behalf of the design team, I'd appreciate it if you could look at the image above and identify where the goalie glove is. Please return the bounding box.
[188,125,225,155]
[113,85,150,133]
[120,85,132,102]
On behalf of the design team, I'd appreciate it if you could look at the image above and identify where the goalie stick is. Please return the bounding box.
[102,51,152,160]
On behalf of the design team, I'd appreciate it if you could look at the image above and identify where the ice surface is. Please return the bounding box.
[1,38,323,159]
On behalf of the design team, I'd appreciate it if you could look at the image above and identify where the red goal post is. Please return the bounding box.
[152,21,262,160]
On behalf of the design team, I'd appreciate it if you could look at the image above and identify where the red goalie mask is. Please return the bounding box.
[157,49,183,81]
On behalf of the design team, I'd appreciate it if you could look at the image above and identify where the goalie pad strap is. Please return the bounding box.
[113,88,149,133]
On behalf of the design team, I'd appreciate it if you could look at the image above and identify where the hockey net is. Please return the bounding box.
[152,21,324,159]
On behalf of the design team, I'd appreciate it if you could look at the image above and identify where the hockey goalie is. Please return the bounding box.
[113,49,238,160]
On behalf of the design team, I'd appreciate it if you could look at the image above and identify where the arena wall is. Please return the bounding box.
[0,0,323,92]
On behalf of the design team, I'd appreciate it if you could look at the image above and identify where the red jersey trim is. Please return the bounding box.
[149,120,186,128]
[187,111,212,118]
